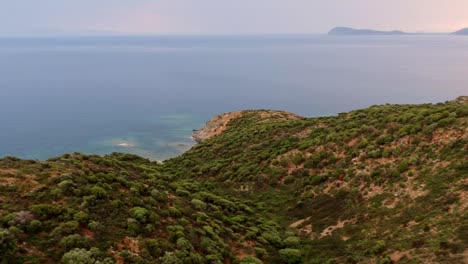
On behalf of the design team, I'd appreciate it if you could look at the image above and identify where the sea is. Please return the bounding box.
[0,35,467,161]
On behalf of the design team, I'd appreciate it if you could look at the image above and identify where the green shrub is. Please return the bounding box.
[73,212,89,224]
[90,186,107,199]
[398,161,409,173]
[27,220,42,233]
[278,248,302,264]
[131,207,150,223]
[29,204,62,219]
[61,248,113,264]
[60,234,89,250]
[260,230,282,246]
[291,154,305,166]
[190,199,207,210]
[0,229,17,263]
[239,256,263,264]
[283,236,301,247]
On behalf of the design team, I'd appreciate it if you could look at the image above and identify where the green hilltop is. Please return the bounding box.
[1,97,467,263]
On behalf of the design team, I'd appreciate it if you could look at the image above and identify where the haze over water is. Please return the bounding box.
[0,35,467,160]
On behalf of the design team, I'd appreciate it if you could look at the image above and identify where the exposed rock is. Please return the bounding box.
[192,110,302,143]
[453,96,468,105]
[192,111,243,143]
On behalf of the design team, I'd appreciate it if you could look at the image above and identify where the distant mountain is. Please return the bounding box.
[329,27,408,35]
[453,28,468,35]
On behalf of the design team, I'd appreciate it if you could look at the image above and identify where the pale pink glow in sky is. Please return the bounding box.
[105,5,165,34]
[1,0,468,35]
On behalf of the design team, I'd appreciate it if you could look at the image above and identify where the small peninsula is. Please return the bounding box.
[328,27,408,35]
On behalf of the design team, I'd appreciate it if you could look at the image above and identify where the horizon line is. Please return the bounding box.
[0,32,461,39]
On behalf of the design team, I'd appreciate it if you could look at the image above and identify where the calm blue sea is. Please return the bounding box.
[0,35,467,160]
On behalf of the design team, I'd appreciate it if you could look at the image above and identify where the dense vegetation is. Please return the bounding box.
[1,97,467,263]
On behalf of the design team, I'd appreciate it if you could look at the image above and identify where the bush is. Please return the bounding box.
[88,221,103,232]
[27,220,42,233]
[253,247,267,257]
[29,204,62,219]
[190,199,207,210]
[291,154,305,166]
[89,186,107,199]
[131,207,150,223]
[278,248,302,264]
[74,212,89,224]
[127,218,141,235]
[160,254,183,264]
[176,238,193,251]
[52,221,80,237]
[0,229,17,263]
[260,230,282,246]
[58,180,74,193]
[60,234,89,251]
[145,239,163,258]
[283,236,301,247]
[239,256,264,264]
[61,248,113,264]
[397,161,409,173]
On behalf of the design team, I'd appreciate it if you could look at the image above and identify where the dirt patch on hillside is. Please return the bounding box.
[109,236,141,263]
[362,183,384,199]
[320,218,356,238]
[82,228,95,239]
[233,240,256,260]
[323,180,349,194]
[0,168,18,176]
[0,172,43,193]
[289,217,311,228]
[299,224,313,235]
[431,128,466,145]
[258,111,302,122]
[389,250,415,263]
[453,96,468,105]
[452,189,468,213]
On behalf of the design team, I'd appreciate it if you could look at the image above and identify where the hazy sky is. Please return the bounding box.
[1,1,467,35]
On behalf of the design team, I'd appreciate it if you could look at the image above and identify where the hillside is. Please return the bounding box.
[328,27,408,35]
[1,97,467,263]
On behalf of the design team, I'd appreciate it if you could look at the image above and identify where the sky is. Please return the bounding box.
[1,0,467,36]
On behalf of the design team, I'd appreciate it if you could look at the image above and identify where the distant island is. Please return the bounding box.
[329,26,468,36]
[328,27,408,35]
[453,28,468,35]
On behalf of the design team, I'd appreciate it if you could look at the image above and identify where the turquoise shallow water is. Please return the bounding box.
[0,35,467,160]
[0,113,204,161]
[78,114,204,161]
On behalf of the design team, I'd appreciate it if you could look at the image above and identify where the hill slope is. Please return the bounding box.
[1,97,467,263]
[168,97,468,263]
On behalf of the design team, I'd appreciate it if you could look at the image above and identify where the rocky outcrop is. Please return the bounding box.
[192,110,303,143]
[453,96,468,105]
[192,111,243,143]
